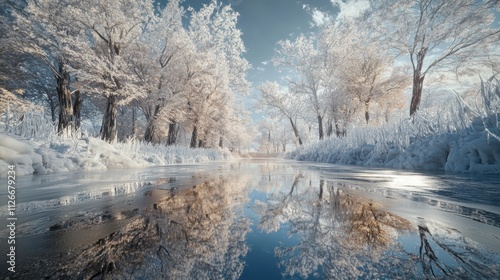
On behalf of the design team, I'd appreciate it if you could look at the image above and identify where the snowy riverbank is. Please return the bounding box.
[288,115,500,174]
[0,134,232,178]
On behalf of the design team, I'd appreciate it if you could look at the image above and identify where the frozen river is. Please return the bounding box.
[1,159,499,279]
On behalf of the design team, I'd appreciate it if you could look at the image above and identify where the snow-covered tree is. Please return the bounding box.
[258,81,305,146]
[66,0,156,142]
[7,0,83,135]
[274,35,327,140]
[367,0,500,116]
[185,0,249,148]
[320,22,409,124]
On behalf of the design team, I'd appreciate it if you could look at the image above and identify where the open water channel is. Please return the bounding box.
[1,159,499,279]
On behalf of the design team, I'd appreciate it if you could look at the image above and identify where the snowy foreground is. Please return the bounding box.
[288,115,500,174]
[0,134,231,178]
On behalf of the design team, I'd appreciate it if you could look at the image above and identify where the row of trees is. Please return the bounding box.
[1,0,250,149]
[258,0,500,149]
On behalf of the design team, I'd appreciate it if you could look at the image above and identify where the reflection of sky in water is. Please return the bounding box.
[0,159,499,279]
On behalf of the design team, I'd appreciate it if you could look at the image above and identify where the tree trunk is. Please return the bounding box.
[410,72,425,117]
[410,47,427,117]
[100,95,118,142]
[317,115,324,140]
[73,90,82,130]
[326,119,333,137]
[132,107,136,137]
[288,117,303,145]
[319,179,324,200]
[364,100,370,124]
[219,136,223,148]
[56,58,74,135]
[143,121,157,143]
[190,125,198,148]
[48,93,57,124]
[335,122,346,137]
[144,105,161,143]
[167,121,178,146]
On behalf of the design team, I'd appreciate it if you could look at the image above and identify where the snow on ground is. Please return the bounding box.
[0,134,232,178]
[288,115,500,174]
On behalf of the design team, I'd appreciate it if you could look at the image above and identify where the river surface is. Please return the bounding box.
[1,159,499,279]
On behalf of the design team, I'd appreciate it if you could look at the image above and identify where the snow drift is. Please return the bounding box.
[0,133,231,178]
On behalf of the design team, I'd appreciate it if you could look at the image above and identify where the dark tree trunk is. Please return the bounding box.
[73,90,82,130]
[132,107,136,137]
[198,139,205,148]
[410,47,427,117]
[335,122,346,138]
[319,179,324,200]
[56,58,74,134]
[100,95,118,142]
[288,117,303,145]
[326,119,333,137]
[364,100,370,124]
[219,136,223,148]
[190,125,198,148]
[167,120,179,146]
[317,115,324,140]
[144,105,161,143]
[48,93,57,124]
[410,72,425,117]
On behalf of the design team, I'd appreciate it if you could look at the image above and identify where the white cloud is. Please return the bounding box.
[302,4,333,27]
[261,61,269,66]
[256,67,265,72]
[330,0,370,20]
[311,9,332,26]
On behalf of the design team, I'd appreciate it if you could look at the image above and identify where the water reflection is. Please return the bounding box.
[14,175,252,279]
[255,172,500,279]
[3,160,500,279]
[256,175,413,279]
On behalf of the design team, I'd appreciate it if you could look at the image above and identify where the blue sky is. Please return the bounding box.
[160,0,340,85]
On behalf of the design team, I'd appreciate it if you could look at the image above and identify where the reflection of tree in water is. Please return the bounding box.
[412,224,498,279]
[18,176,251,279]
[257,174,500,279]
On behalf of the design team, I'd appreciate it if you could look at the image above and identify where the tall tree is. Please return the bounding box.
[274,35,326,140]
[367,0,500,116]
[7,0,81,135]
[185,0,249,148]
[68,0,155,142]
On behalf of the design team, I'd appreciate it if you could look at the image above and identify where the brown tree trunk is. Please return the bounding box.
[56,58,74,135]
[219,136,223,148]
[190,125,198,148]
[100,95,118,142]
